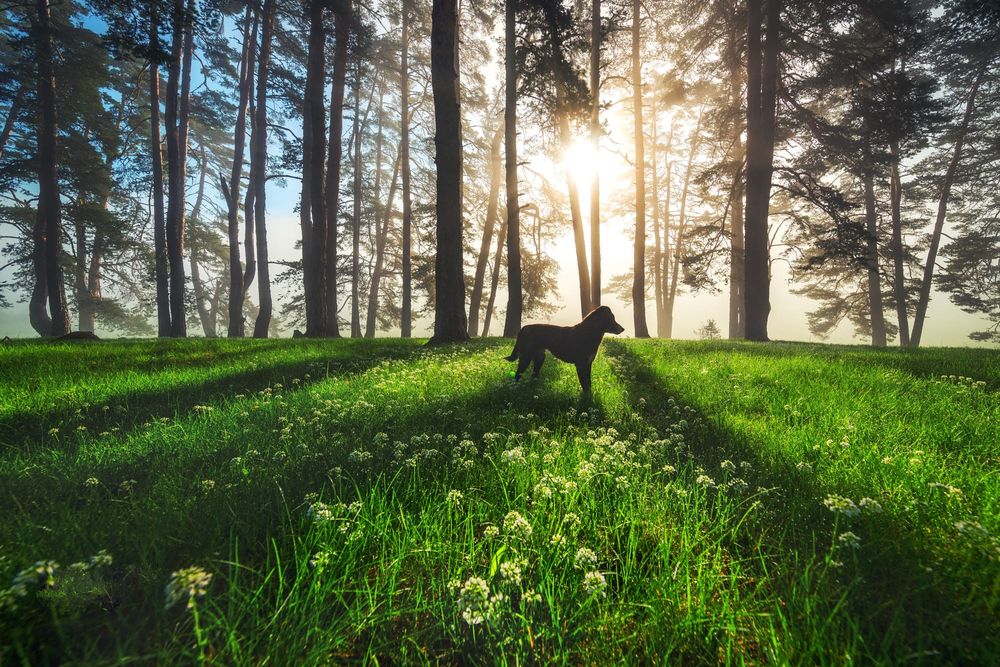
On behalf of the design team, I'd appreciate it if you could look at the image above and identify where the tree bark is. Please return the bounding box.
[429,0,469,344]
[483,215,507,337]
[242,87,256,307]
[225,5,256,338]
[469,123,504,335]
[29,204,51,336]
[324,3,350,337]
[350,62,362,338]
[665,110,703,338]
[149,13,170,337]
[165,0,194,337]
[303,0,328,337]
[401,0,413,337]
[502,0,522,338]
[651,100,664,337]
[863,171,887,346]
[34,0,70,336]
[660,120,673,337]
[631,0,649,337]
[888,140,909,346]
[743,0,779,341]
[909,59,988,347]
[728,9,745,339]
[366,148,402,338]
[190,142,214,337]
[555,79,591,319]
[590,0,601,308]
[252,0,275,338]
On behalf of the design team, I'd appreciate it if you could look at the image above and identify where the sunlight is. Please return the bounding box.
[562,139,602,191]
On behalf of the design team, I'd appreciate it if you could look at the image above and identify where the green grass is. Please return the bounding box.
[0,338,996,664]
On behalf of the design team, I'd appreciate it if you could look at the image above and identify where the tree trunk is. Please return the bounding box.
[324,4,350,337]
[469,123,504,335]
[429,0,469,344]
[665,110,703,337]
[74,216,91,331]
[590,0,601,308]
[29,208,51,336]
[34,0,70,336]
[555,79,591,319]
[864,171,887,347]
[650,88,663,337]
[86,232,103,332]
[743,0,779,342]
[888,140,909,346]
[502,0,522,338]
[366,149,402,338]
[660,120,673,337]
[727,10,745,339]
[909,59,988,347]
[401,0,413,337]
[631,0,649,337]
[149,14,170,337]
[252,0,275,338]
[303,0,328,337]
[483,215,507,337]
[190,142,214,336]
[350,64,362,338]
[165,0,194,337]
[242,88,256,307]
[225,5,256,338]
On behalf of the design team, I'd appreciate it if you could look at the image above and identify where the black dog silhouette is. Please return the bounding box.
[505,306,625,392]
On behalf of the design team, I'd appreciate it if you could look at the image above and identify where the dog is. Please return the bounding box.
[504,305,625,392]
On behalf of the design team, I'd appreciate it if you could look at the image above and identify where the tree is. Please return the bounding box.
[743,0,780,341]
[251,0,275,338]
[502,0,521,338]
[222,5,256,338]
[589,0,601,308]
[302,0,328,337]
[428,0,468,344]
[630,0,649,337]
[469,123,503,335]
[400,0,414,337]
[164,0,195,337]
[33,0,70,336]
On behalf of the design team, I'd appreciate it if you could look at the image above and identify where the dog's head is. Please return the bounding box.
[585,306,625,335]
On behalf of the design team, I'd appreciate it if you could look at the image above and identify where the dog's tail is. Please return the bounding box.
[504,331,521,361]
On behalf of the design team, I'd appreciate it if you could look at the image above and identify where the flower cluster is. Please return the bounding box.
[164,566,212,610]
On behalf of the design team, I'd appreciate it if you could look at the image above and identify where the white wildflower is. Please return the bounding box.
[502,510,533,540]
[823,494,860,518]
[164,566,212,610]
[574,547,598,570]
[581,570,607,597]
[837,531,861,549]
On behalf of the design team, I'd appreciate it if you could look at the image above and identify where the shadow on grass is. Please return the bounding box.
[0,347,601,663]
[605,340,998,663]
[0,341,427,451]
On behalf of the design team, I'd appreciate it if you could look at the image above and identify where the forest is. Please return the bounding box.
[1,0,998,345]
[2,1,1000,664]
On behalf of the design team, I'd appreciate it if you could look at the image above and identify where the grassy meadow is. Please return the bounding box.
[0,338,997,664]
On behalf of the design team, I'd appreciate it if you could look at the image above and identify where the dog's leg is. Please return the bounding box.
[575,362,593,393]
[514,355,532,381]
[531,351,545,379]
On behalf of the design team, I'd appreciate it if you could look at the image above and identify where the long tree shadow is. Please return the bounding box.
[0,340,428,451]
[605,340,998,663]
[0,346,603,662]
